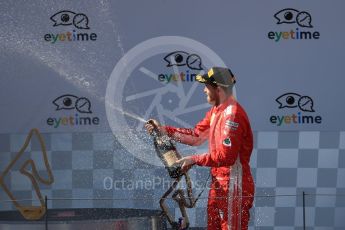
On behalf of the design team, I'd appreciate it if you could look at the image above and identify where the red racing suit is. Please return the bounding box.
[163,96,254,230]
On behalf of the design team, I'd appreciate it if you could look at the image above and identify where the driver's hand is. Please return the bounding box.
[145,119,162,135]
[175,156,196,173]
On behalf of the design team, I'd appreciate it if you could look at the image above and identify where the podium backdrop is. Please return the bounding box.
[1,1,344,228]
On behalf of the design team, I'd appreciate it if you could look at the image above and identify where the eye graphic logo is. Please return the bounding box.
[274,8,313,28]
[53,94,92,113]
[270,92,322,126]
[158,51,204,84]
[47,94,100,128]
[44,10,97,43]
[276,93,315,112]
[164,51,203,70]
[50,10,90,29]
[268,8,320,42]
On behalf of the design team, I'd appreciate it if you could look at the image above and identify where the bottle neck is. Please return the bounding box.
[147,120,160,137]
[151,127,161,139]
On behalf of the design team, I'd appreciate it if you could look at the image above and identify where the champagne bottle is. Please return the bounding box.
[148,121,183,178]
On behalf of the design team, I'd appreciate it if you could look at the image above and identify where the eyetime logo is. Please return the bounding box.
[47,94,100,128]
[44,10,97,44]
[157,51,204,83]
[268,8,320,42]
[270,92,322,126]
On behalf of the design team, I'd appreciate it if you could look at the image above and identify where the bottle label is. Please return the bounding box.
[163,150,179,167]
